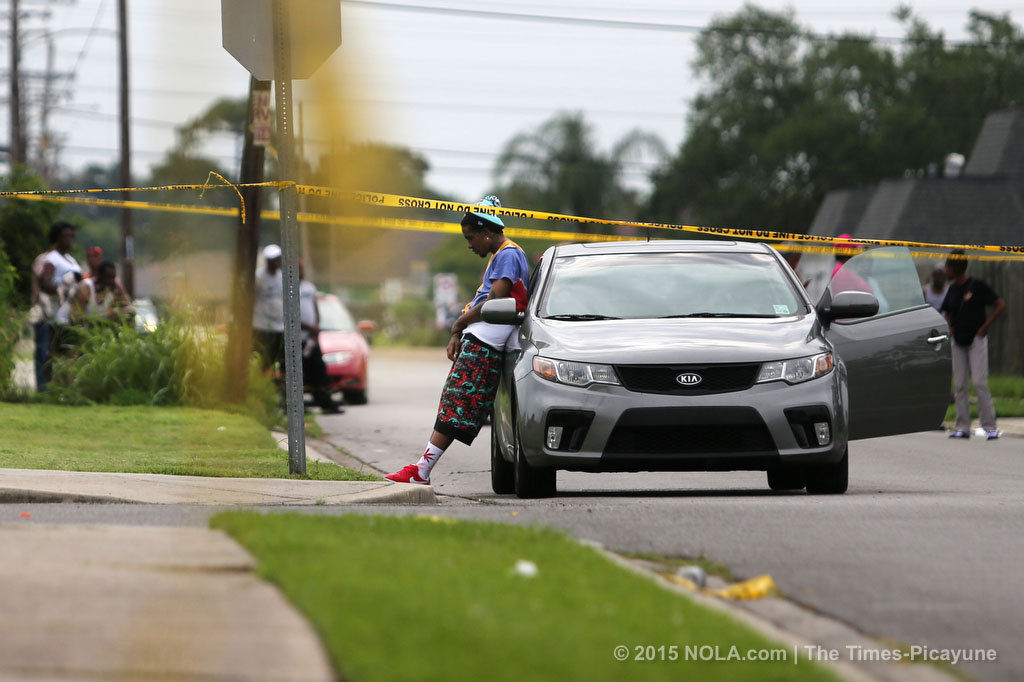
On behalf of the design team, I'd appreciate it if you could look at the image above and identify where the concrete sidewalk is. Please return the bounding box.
[0,430,434,506]
[0,467,434,505]
[0,524,335,681]
[944,417,1024,438]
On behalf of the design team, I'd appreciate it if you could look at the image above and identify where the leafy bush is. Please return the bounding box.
[380,296,447,346]
[48,314,279,426]
[0,248,18,396]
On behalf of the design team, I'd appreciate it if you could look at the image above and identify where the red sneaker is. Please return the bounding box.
[385,464,430,485]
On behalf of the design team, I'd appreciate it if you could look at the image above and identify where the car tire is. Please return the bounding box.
[512,420,556,499]
[804,448,848,495]
[343,389,367,405]
[490,422,515,494]
[766,465,805,491]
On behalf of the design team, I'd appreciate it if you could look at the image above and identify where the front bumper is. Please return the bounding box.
[324,358,367,391]
[513,367,847,471]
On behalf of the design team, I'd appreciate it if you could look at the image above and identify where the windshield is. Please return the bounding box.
[317,295,356,332]
[540,251,807,319]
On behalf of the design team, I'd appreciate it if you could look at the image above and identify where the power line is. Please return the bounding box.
[68,0,109,81]
[348,0,1024,47]
[60,142,238,163]
[52,104,208,129]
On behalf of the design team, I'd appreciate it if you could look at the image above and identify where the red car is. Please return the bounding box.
[316,293,370,404]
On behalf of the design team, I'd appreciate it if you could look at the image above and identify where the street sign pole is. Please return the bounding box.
[222,0,340,475]
[273,0,306,475]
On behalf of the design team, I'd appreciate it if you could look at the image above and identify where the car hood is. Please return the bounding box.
[318,330,368,356]
[528,316,823,364]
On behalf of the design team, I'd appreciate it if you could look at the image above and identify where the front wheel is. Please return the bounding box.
[766,465,805,491]
[804,448,848,495]
[490,422,515,494]
[343,389,367,405]
[513,421,556,499]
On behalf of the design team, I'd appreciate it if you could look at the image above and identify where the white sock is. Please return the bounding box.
[416,443,445,480]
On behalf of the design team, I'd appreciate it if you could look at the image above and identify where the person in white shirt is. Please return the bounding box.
[385,196,530,485]
[37,222,83,359]
[252,244,284,371]
[922,266,949,311]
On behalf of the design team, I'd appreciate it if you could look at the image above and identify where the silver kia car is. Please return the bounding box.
[482,240,951,498]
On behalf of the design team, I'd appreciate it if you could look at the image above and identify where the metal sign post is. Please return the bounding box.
[272,0,305,475]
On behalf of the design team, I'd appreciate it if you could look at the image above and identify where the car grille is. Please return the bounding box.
[604,407,775,456]
[615,362,761,395]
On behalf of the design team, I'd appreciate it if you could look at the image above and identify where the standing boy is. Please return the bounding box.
[941,250,1006,440]
[386,196,529,484]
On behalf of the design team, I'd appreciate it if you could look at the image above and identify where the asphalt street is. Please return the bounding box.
[6,347,1019,682]
[318,347,1024,682]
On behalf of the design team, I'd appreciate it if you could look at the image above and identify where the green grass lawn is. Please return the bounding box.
[0,403,377,480]
[944,374,1024,421]
[212,512,840,682]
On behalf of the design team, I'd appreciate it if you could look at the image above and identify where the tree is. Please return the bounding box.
[495,111,666,228]
[0,168,63,307]
[139,99,245,257]
[648,6,1024,233]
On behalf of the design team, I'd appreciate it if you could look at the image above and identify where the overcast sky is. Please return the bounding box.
[17,0,1024,202]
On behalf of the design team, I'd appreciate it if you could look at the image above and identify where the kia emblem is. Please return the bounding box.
[676,373,702,386]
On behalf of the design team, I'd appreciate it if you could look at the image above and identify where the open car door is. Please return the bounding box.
[822,247,951,440]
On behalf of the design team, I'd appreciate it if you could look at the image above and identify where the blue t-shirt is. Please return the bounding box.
[462,240,530,351]
[468,241,530,309]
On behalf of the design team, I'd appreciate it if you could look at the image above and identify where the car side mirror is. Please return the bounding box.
[481,298,525,325]
[818,290,879,323]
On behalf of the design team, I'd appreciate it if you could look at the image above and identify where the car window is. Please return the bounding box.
[540,251,808,319]
[317,296,356,332]
[827,246,925,318]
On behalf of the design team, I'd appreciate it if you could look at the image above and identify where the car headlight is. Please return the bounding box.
[322,351,353,365]
[533,356,620,387]
[756,352,833,385]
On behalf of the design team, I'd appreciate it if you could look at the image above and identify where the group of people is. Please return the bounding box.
[252,243,343,414]
[29,221,132,391]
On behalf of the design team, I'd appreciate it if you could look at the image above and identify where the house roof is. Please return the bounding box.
[809,108,1024,247]
[808,187,876,237]
[964,109,1024,178]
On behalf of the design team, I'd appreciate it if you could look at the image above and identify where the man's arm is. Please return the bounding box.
[300,294,320,335]
[39,262,58,295]
[977,298,1005,338]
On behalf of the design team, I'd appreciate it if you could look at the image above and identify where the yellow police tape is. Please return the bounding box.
[305,186,1024,258]
[4,178,1024,260]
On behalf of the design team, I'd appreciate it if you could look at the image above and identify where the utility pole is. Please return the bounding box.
[37,34,53,178]
[117,0,133,297]
[225,77,270,403]
[9,0,25,166]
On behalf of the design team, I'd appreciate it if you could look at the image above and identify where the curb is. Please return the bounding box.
[0,487,137,505]
[592,544,957,682]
